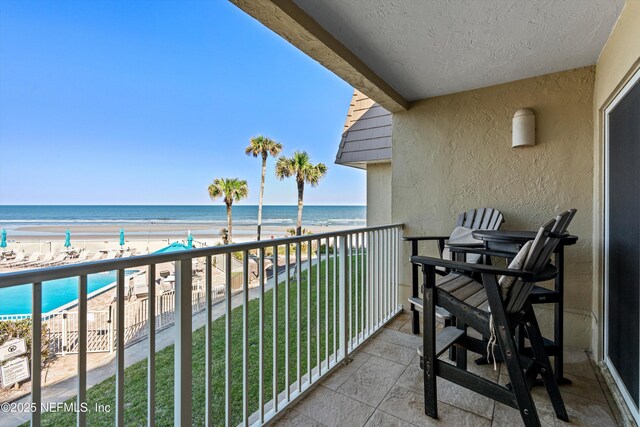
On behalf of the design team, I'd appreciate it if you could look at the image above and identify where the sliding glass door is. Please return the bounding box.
[605,67,640,424]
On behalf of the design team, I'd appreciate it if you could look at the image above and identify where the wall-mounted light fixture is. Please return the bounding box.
[512,108,535,148]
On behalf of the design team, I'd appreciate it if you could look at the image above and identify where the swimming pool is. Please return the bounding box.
[0,270,138,316]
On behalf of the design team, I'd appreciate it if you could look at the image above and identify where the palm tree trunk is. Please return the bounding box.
[296,179,304,236]
[258,155,267,241]
[226,203,232,244]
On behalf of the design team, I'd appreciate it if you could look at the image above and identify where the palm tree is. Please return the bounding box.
[245,135,283,240]
[208,178,249,244]
[275,151,328,236]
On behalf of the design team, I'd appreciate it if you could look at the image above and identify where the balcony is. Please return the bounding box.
[0,223,624,427]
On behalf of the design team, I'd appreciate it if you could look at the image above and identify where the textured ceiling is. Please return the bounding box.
[294,0,625,101]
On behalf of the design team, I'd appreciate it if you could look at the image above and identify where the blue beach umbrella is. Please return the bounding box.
[64,229,71,248]
[187,230,193,248]
[119,228,125,248]
[1,229,7,248]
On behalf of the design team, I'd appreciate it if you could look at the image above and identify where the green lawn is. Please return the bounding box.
[35,254,370,427]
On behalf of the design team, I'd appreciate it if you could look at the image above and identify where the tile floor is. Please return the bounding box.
[274,312,623,427]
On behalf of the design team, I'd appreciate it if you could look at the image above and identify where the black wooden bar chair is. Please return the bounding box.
[410,211,573,427]
[405,208,504,335]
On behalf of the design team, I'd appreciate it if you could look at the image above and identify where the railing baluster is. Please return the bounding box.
[285,244,290,401]
[147,264,156,427]
[116,269,125,427]
[381,230,385,321]
[307,240,312,384]
[378,230,382,326]
[324,237,329,367]
[243,250,249,425]
[259,248,265,424]
[224,253,232,427]
[348,235,353,350]
[316,238,321,376]
[31,282,42,427]
[272,245,279,412]
[204,256,212,427]
[338,235,349,361]
[354,234,359,344]
[78,274,87,427]
[371,232,377,330]
[369,232,373,332]
[385,229,389,319]
[175,259,192,426]
[332,236,337,361]
[394,228,399,311]
[389,229,393,316]
[389,229,393,314]
[360,233,365,339]
[296,242,301,394]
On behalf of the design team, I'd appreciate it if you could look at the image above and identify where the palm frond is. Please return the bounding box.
[246,135,283,159]
[275,156,296,179]
[208,178,249,204]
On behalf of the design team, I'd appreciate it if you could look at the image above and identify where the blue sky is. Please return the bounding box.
[0,0,363,205]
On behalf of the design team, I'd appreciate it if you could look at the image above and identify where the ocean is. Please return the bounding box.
[0,205,366,233]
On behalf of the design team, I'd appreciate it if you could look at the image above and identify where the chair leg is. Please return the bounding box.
[422,267,438,419]
[494,317,541,427]
[446,316,457,361]
[523,307,569,422]
[456,321,467,370]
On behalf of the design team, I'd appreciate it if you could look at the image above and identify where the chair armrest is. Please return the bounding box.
[447,246,517,259]
[404,236,449,259]
[403,235,450,242]
[410,255,557,282]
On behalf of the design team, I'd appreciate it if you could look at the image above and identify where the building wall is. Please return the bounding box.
[591,0,640,360]
[392,67,596,348]
[366,162,392,226]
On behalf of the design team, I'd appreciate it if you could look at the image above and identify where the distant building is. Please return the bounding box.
[335,90,391,225]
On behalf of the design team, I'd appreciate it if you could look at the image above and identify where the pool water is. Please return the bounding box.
[0,270,138,315]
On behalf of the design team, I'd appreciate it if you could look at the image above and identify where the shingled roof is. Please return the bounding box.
[335,90,392,169]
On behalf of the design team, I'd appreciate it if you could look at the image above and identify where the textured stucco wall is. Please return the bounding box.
[366,162,392,226]
[591,0,640,360]
[392,67,595,348]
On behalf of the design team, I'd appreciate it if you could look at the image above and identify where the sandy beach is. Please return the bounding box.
[4,223,360,253]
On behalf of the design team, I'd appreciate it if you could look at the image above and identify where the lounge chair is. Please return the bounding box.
[104,251,118,260]
[410,210,575,427]
[34,252,54,267]
[2,251,26,267]
[46,253,68,266]
[89,251,103,262]
[68,250,88,263]
[130,274,148,299]
[12,252,41,268]
[160,274,175,293]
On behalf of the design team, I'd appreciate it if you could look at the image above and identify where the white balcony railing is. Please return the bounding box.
[0,224,403,426]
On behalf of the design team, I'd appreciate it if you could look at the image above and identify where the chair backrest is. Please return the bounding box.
[455,208,504,230]
[445,208,504,264]
[505,209,576,313]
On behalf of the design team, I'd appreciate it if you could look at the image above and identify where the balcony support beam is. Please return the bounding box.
[229,0,410,113]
